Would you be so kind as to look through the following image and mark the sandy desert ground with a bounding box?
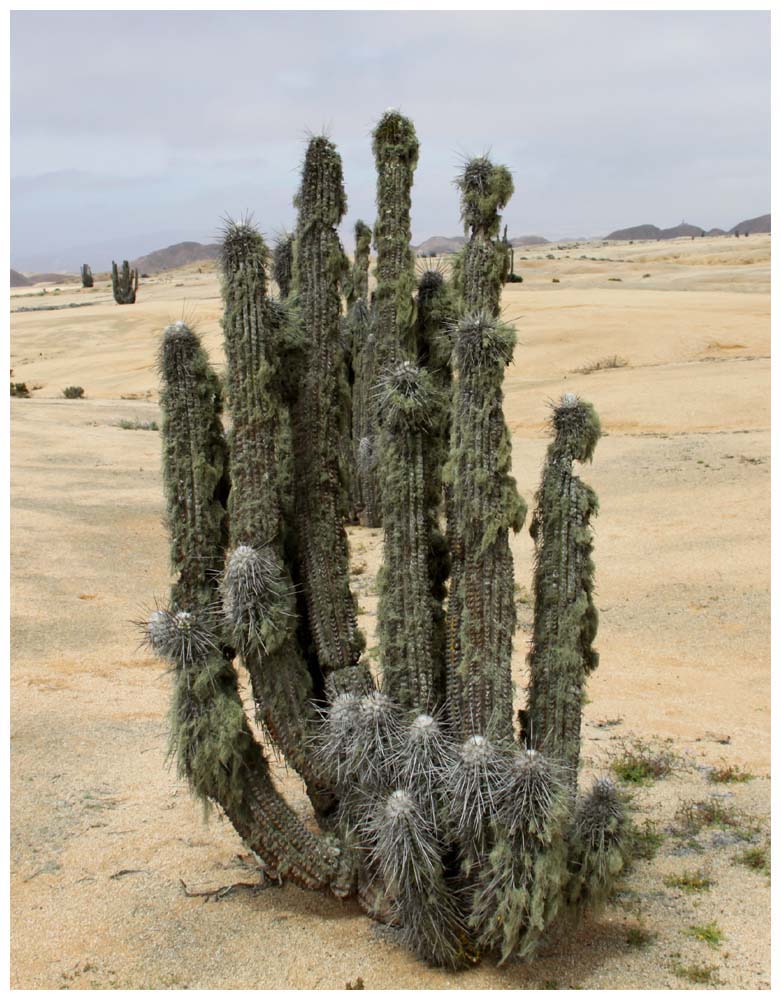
[10,233,770,988]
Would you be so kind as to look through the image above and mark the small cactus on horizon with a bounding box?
[80,263,94,288]
[143,113,626,972]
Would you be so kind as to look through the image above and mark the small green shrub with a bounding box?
[707,763,753,784]
[626,924,655,948]
[551,278,560,283]
[734,842,770,876]
[663,869,713,892]
[673,797,760,840]
[628,818,665,860]
[10,382,30,398]
[506,272,523,283]
[673,962,720,985]
[686,921,723,949]
[63,386,85,399]
[611,737,679,785]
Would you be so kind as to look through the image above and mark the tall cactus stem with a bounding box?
[220,220,334,815]
[445,312,526,741]
[453,157,513,316]
[290,136,363,674]
[526,393,601,787]
[376,361,444,711]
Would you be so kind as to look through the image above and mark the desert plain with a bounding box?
[10,233,770,988]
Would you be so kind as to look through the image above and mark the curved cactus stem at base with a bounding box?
[157,320,348,890]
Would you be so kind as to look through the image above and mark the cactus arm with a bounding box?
[289,136,363,674]
[445,313,526,741]
[219,221,334,815]
[526,394,601,784]
[155,321,346,890]
[453,157,514,317]
[376,363,443,711]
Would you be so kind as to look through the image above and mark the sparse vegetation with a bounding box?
[734,842,770,876]
[686,921,724,949]
[574,355,628,376]
[663,869,713,892]
[707,763,753,784]
[625,924,656,948]
[673,797,761,841]
[610,737,679,785]
[63,386,85,399]
[627,818,665,860]
[11,382,30,398]
[116,419,159,431]
[673,961,721,986]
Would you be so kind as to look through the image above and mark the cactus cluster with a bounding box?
[144,113,628,970]
[111,259,138,304]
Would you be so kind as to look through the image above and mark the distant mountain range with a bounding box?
[606,213,770,241]
[11,213,770,282]
[414,234,549,255]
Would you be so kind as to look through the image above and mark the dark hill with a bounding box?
[729,213,770,235]
[131,241,221,274]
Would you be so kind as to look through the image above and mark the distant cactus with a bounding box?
[345,219,372,309]
[111,259,138,304]
[80,263,93,288]
[527,393,601,783]
[272,233,294,299]
[145,115,627,972]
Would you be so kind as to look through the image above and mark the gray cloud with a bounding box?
[11,10,770,269]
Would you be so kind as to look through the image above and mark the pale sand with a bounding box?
[10,234,770,988]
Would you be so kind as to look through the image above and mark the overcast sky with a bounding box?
[11,10,770,271]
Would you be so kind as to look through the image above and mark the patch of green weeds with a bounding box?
[663,869,713,892]
[686,921,724,949]
[611,737,680,785]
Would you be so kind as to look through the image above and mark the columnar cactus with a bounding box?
[149,321,348,890]
[146,115,628,973]
[453,157,514,316]
[376,362,445,711]
[526,393,601,783]
[271,232,294,299]
[219,220,333,815]
[111,259,138,304]
[80,263,93,288]
[445,313,526,741]
[289,136,363,679]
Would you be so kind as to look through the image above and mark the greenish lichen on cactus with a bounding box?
[80,263,93,288]
[372,110,419,366]
[526,393,601,783]
[375,361,445,711]
[153,320,346,891]
[271,232,294,299]
[111,259,138,304]
[468,748,571,963]
[219,219,333,815]
[452,156,514,316]
[290,136,363,675]
[567,777,629,909]
[445,312,526,741]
